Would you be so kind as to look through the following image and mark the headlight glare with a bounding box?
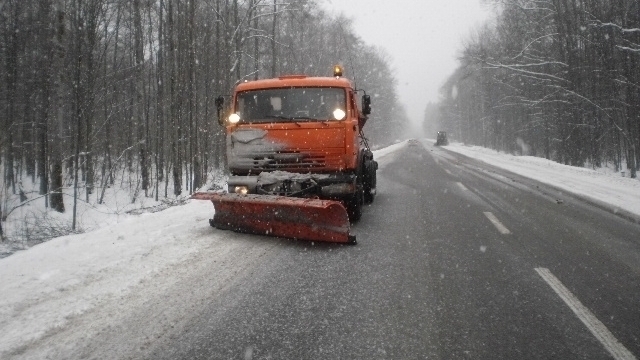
[228,113,241,124]
[234,186,249,195]
[333,108,346,120]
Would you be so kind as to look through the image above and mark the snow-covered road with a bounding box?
[1,139,638,359]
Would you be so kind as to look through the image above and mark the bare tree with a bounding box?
[436,0,640,177]
[50,3,66,213]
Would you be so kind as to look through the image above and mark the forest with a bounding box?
[430,0,640,179]
[0,0,408,242]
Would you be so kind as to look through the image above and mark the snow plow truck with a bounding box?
[192,66,378,244]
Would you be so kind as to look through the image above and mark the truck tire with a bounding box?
[346,189,363,222]
[363,160,377,204]
[360,150,377,204]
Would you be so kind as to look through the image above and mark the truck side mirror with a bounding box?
[215,96,225,125]
[362,95,371,115]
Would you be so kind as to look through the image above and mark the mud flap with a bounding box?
[191,193,356,244]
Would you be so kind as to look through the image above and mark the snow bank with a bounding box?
[443,142,640,218]
[0,200,220,357]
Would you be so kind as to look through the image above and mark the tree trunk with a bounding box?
[0,200,4,240]
[84,0,99,201]
[169,0,182,196]
[271,0,277,77]
[4,2,20,196]
[134,0,149,194]
[155,0,164,201]
[36,0,52,199]
[253,0,259,80]
[72,0,84,231]
[50,5,66,213]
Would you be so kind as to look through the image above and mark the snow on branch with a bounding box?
[616,45,640,53]
[592,22,640,34]
[477,57,569,83]
[509,0,556,12]
[512,33,559,60]
[495,61,567,68]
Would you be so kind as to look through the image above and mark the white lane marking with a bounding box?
[456,182,468,191]
[535,268,637,360]
[445,169,453,175]
[483,212,511,234]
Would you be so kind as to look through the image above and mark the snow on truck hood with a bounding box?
[230,129,268,144]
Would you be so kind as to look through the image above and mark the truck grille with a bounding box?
[251,151,343,171]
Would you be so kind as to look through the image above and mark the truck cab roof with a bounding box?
[235,76,354,92]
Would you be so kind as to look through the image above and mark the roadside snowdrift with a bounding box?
[443,142,640,218]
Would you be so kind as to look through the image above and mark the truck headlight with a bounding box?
[333,108,346,120]
[233,186,249,195]
[228,113,240,124]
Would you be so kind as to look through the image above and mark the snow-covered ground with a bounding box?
[1,139,639,358]
[442,141,640,219]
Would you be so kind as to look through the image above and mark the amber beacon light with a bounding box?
[333,65,343,78]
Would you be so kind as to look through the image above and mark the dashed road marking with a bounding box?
[535,268,636,360]
[456,182,468,191]
[483,212,511,234]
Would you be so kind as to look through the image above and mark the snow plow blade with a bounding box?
[191,193,356,244]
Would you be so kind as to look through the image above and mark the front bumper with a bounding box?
[228,171,357,198]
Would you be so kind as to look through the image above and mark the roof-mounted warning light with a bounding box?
[333,65,343,78]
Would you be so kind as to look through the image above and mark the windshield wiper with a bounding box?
[266,115,320,121]
[265,115,327,126]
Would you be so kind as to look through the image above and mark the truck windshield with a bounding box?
[235,87,346,123]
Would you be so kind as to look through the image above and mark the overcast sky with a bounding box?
[320,0,492,124]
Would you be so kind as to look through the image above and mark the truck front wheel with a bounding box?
[363,160,377,204]
[346,189,363,222]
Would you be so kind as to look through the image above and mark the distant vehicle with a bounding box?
[436,131,449,146]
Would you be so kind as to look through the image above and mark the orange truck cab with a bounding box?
[216,66,377,220]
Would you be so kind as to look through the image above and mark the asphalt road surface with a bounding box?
[141,139,640,359]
